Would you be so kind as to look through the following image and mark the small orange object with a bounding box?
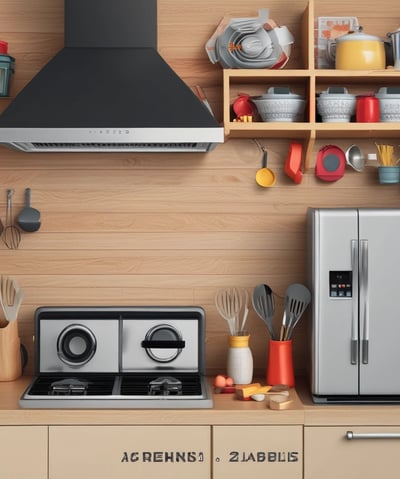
[225,376,234,387]
[213,374,234,389]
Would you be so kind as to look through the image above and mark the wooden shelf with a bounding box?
[222,0,400,169]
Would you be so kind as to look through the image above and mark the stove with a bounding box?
[20,306,213,409]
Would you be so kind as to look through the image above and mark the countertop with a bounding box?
[1,376,400,426]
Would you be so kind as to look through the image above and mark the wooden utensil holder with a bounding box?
[0,320,22,381]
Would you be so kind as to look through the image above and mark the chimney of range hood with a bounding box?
[0,0,224,153]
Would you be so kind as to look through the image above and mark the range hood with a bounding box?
[0,0,224,153]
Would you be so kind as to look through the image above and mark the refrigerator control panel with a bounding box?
[329,271,352,297]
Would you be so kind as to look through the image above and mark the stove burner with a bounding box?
[148,376,183,396]
[49,378,89,396]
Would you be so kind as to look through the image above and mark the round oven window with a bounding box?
[57,324,97,366]
[144,324,183,363]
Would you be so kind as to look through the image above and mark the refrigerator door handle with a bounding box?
[351,239,358,365]
[360,239,369,364]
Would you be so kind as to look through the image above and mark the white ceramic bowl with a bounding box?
[376,87,400,122]
[317,87,356,122]
[252,87,306,122]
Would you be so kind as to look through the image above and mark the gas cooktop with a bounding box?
[20,306,213,409]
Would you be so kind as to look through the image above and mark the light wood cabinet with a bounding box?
[304,426,400,479]
[49,425,210,479]
[223,0,400,168]
[0,426,48,478]
[213,425,303,479]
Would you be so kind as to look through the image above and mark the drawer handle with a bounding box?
[346,431,400,440]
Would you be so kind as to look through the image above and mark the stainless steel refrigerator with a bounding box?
[308,207,400,403]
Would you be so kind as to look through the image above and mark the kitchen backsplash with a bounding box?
[0,0,399,376]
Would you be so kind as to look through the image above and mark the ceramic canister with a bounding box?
[356,95,380,122]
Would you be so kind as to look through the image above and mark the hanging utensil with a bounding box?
[17,188,41,232]
[2,189,21,250]
[252,284,276,339]
[255,145,276,187]
[345,144,365,172]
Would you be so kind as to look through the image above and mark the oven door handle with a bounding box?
[141,340,186,349]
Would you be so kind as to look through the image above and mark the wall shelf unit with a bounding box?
[222,0,400,169]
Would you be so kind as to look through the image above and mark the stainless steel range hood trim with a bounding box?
[0,127,224,153]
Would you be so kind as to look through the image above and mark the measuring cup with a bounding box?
[256,148,276,187]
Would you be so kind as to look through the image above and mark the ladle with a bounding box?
[17,188,41,232]
[345,144,365,172]
[255,145,276,187]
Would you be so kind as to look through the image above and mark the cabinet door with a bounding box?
[49,425,210,479]
[213,425,302,479]
[305,426,400,479]
[0,426,48,478]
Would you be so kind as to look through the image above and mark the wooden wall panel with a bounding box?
[0,0,399,379]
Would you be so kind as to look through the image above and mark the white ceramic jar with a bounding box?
[227,334,253,384]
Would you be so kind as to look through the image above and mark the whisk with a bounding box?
[2,189,21,250]
[215,287,249,335]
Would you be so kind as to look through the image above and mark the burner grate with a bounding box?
[28,374,115,396]
[121,373,203,396]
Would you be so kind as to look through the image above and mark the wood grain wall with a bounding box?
[0,0,399,377]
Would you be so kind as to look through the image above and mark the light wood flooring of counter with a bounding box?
[3,377,400,426]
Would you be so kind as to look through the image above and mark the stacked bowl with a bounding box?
[252,87,306,122]
[375,87,400,122]
[317,87,356,122]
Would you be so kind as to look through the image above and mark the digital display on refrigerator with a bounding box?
[329,271,352,297]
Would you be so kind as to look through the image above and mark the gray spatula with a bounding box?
[17,188,41,232]
[252,284,276,340]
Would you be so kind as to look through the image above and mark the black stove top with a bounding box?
[27,373,204,397]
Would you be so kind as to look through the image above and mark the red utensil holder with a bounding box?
[267,339,295,387]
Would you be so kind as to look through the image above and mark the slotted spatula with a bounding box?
[283,283,311,340]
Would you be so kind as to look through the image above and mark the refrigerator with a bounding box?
[308,207,400,403]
